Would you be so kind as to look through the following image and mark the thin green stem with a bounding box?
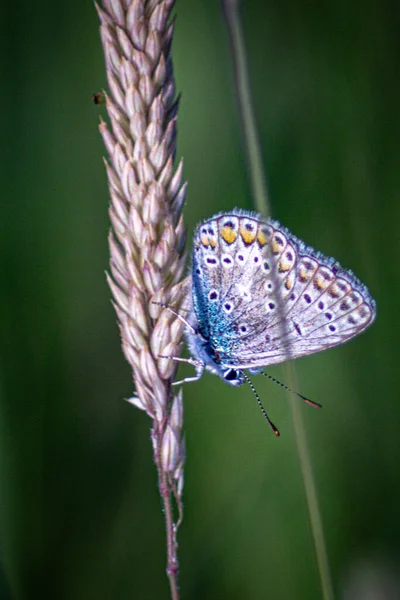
[155,424,180,600]
[221,2,334,599]
[285,363,335,600]
[222,0,270,217]
[161,473,180,600]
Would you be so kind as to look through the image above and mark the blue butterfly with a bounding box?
[162,209,376,433]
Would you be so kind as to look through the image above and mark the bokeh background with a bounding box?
[1,1,399,598]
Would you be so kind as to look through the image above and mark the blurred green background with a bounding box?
[1,0,398,598]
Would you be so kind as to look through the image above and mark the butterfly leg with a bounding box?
[173,373,203,385]
[159,354,205,385]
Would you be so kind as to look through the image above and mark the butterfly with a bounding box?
[162,209,376,434]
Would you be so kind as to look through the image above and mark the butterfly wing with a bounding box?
[192,211,376,369]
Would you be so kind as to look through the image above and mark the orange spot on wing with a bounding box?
[278,260,291,273]
[240,227,256,245]
[313,275,329,291]
[285,276,293,290]
[201,234,209,247]
[299,269,310,282]
[271,239,282,255]
[221,226,237,244]
[257,231,268,246]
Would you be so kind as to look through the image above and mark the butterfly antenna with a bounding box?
[242,372,280,437]
[151,301,197,335]
[260,371,322,409]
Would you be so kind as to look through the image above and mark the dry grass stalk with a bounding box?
[96,0,187,595]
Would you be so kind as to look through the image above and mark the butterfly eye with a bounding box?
[223,369,243,386]
[225,369,237,380]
